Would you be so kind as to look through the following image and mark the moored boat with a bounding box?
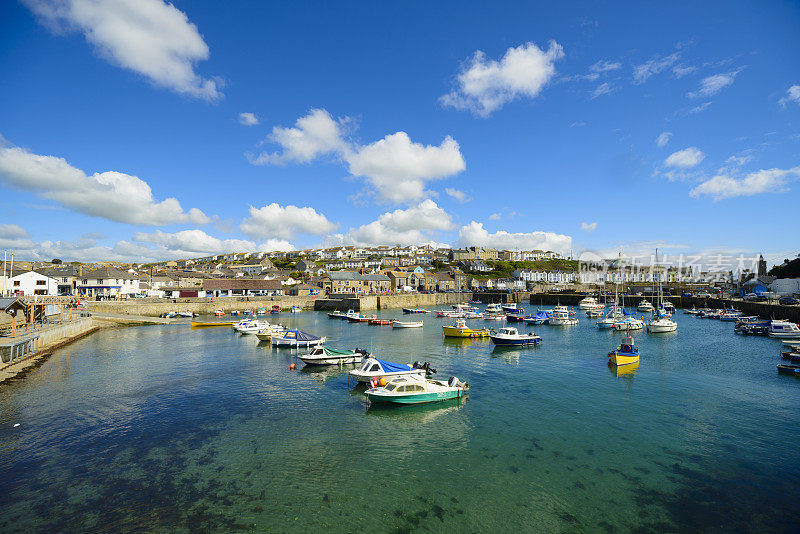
[402,308,428,314]
[483,313,506,321]
[254,323,289,341]
[777,363,800,375]
[299,346,368,366]
[270,329,326,347]
[525,311,550,325]
[270,305,280,314]
[608,336,639,367]
[349,357,433,383]
[485,303,502,313]
[442,319,490,338]
[368,318,392,325]
[768,320,800,339]
[489,326,541,346]
[637,300,654,313]
[391,320,423,328]
[613,316,645,331]
[290,306,302,313]
[214,309,225,316]
[365,375,468,404]
[578,296,599,310]
[549,309,578,326]
[191,320,235,327]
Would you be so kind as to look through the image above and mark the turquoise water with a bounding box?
[1,306,799,532]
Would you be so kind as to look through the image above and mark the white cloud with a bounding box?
[687,70,741,98]
[633,52,679,84]
[239,203,338,240]
[725,154,753,167]
[672,65,697,78]
[239,112,259,126]
[252,110,466,203]
[590,59,621,73]
[133,229,275,254]
[488,213,501,221]
[591,82,613,98]
[345,132,465,203]
[689,102,712,114]
[0,223,30,239]
[457,221,572,254]
[581,221,597,233]
[445,187,471,203]
[656,132,673,147]
[327,200,454,246]
[779,85,800,108]
[0,144,211,226]
[690,167,800,200]
[249,108,348,165]
[440,41,564,117]
[665,147,705,168]
[23,0,221,100]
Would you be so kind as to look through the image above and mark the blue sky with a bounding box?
[0,0,798,265]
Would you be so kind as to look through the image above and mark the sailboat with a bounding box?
[598,255,625,329]
[647,249,677,333]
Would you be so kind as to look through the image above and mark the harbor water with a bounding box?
[1,306,799,532]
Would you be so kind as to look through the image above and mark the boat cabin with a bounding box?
[498,327,519,336]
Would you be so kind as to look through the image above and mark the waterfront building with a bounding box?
[8,270,58,296]
[77,268,140,298]
[202,278,283,297]
[318,271,390,295]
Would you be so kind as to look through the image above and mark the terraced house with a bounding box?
[319,271,390,295]
[77,268,140,299]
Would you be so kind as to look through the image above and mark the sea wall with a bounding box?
[85,296,318,317]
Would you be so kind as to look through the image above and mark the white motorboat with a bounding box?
[299,346,368,366]
[365,375,468,404]
[549,309,578,326]
[501,303,518,313]
[485,303,502,313]
[663,301,675,313]
[254,323,288,340]
[349,357,433,383]
[647,250,677,334]
[391,320,423,328]
[271,329,326,347]
[637,300,654,313]
[613,316,645,331]
[233,319,269,334]
[290,306,302,313]
[578,296,599,310]
[489,326,541,346]
[768,320,800,339]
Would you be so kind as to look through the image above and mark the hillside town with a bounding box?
[2,245,797,300]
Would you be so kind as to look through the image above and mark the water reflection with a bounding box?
[365,396,467,421]
[299,363,357,383]
[608,361,640,378]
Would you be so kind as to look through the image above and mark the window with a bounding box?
[82,279,88,284]
[370,364,380,372]
[36,280,46,285]
[97,279,103,284]
[62,278,68,283]
[13,281,19,286]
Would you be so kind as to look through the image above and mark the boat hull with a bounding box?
[349,369,425,383]
[300,355,363,365]
[365,389,464,404]
[442,326,489,338]
[608,351,639,366]
[490,335,541,346]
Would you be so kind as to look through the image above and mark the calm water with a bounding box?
[1,306,799,532]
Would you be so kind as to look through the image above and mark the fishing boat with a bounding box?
[349,357,433,383]
[328,311,346,319]
[578,296,598,310]
[365,375,468,405]
[347,313,375,323]
[256,308,267,315]
[684,307,700,315]
[780,350,800,362]
[501,303,518,313]
[290,306,302,313]
[485,303,502,313]
[270,305,280,314]
[243,310,252,316]
[436,310,463,318]
[233,319,269,334]
[214,309,225,316]
[777,364,800,375]
[489,326,541,346]
[299,346,368,366]
[768,320,800,339]
[585,308,604,318]
[254,323,289,341]
[442,319,490,338]
[637,300,654,313]
[483,313,506,321]
[608,336,639,366]
[525,311,550,325]
[270,329,326,348]
[613,316,645,331]
[734,322,770,336]
[391,320,423,328]
[549,309,578,326]
[719,310,742,321]
[402,308,428,314]
[506,312,527,322]
[463,311,483,319]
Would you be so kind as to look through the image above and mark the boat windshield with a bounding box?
[385,383,397,391]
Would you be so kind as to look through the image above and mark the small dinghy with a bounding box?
[214,309,225,316]
[299,346,369,366]
[777,364,800,375]
[490,327,541,346]
[349,357,434,383]
[402,308,428,314]
[392,320,423,328]
[608,336,639,367]
[365,375,468,405]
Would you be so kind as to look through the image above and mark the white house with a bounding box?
[77,268,140,298]
[770,278,800,296]
[8,270,58,296]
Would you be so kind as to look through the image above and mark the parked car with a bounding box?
[779,296,799,305]
[743,293,759,301]
[681,291,692,297]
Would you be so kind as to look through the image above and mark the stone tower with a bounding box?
[757,255,767,276]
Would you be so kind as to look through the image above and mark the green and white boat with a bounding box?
[365,375,469,405]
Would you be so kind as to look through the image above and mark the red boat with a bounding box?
[369,319,392,325]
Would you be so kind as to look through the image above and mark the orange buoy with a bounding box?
[289,363,296,370]
[378,377,387,386]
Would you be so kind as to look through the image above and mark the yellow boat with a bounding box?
[607,336,640,366]
[442,319,490,338]
[191,320,235,327]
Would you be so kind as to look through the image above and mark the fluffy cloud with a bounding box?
[0,144,211,225]
[23,0,221,100]
[457,221,572,254]
[779,85,800,108]
[591,82,613,98]
[672,65,697,78]
[633,52,679,84]
[656,132,672,147]
[581,221,597,233]
[665,147,705,168]
[346,133,465,203]
[690,167,800,200]
[249,109,347,165]
[252,110,466,204]
[440,41,564,117]
[239,112,259,126]
[0,224,30,240]
[327,200,454,246]
[132,229,286,254]
[488,213,502,221]
[445,187,471,203]
[687,71,741,98]
[240,203,338,240]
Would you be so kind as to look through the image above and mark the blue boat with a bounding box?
[525,311,550,325]
[490,327,541,346]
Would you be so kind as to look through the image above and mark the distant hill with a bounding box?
[769,258,800,278]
